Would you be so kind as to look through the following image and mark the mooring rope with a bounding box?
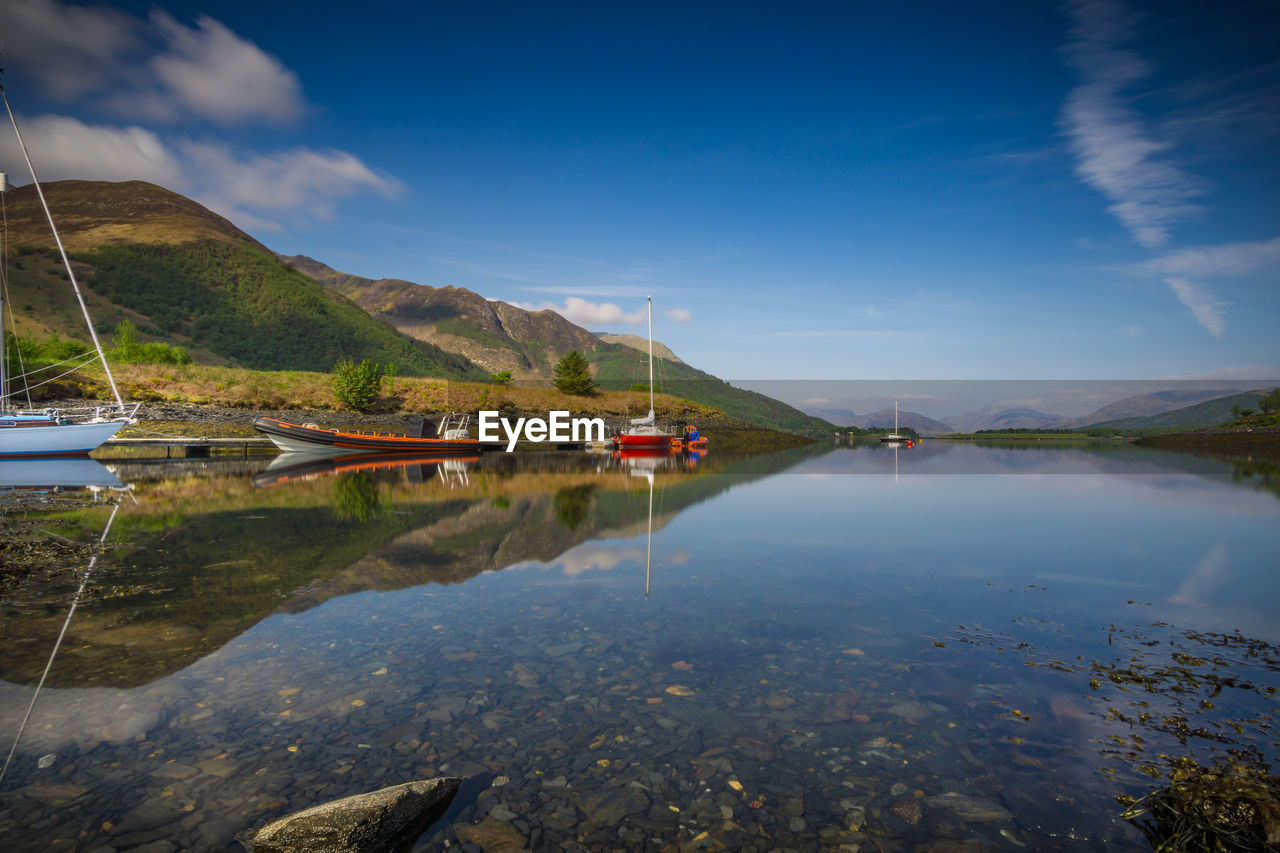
[0,501,121,788]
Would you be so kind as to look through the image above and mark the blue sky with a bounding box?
[2,0,1277,387]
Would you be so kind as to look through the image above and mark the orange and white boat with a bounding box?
[253,412,482,457]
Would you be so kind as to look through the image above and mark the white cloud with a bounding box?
[0,0,143,101]
[666,308,692,323]
[1165,278,1227,338]
[179,141,402,224]
[1059,0,1204,247]
[512,297,648,327]
[0,114,182,186]
[1132,237,1280,278]
[142,12,304,125]
[1,1,306,127]
[0,115,399,233]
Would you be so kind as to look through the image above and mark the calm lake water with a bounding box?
[1,440,1277,851]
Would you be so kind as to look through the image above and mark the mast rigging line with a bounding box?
[0,79,124,408]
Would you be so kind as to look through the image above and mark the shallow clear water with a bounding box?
[1,441,1277,851]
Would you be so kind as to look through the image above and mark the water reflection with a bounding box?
[0,458,124,489]
[0,442,1275,851]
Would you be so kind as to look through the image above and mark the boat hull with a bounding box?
[0,419,128,458]
[612,432,673,449]
[253,416,483,457]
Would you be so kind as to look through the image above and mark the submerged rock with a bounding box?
[246,777,460,853]
[924,791,1012,823]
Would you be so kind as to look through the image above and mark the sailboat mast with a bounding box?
[646,295,654,418]
[0,83,124,408]
[895,400,898,433]
[0,177,7,414]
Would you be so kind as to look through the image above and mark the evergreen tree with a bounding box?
[553,350,596,396]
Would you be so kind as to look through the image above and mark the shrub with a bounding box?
[109,320,191,365]
[332,358,383,412]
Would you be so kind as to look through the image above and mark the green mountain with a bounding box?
[4,181,484,378]
[1089,389,1274,431]
[282,255,836,436]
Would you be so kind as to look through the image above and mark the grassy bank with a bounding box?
[39,362,810,450]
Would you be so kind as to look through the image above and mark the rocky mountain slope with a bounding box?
[280,254,600,376]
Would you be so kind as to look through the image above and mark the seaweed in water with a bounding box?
[1117,756,1280,852]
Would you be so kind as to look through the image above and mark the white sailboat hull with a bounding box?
[0,419,129,457]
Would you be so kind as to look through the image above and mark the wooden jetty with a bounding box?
[97,436,274,458]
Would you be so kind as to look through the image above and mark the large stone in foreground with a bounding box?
[247,777,460,853]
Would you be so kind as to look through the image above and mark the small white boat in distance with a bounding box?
[880,400,910,444]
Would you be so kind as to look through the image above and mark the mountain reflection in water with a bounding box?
[0,441,1276,851]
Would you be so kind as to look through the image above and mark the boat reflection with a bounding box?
[611,445,706,471]
[252,451,480,488]
[0,458,125,490]
[608,446,703,596]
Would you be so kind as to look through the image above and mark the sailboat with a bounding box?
[0,81,138,457]
[612,296,675,449]
[879,400,910,444]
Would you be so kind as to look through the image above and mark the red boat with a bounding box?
[611,296,680,449]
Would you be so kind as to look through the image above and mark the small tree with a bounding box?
[332,358,383,412]
[112,320,141,362]
[1260,388,1280,414]
[553,350,596,396]
[490,370,514,386]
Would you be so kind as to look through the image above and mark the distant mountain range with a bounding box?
[941,407,1063,433]
[808,386,1271,434]
[5,179,833,435]
[808,407,956,434]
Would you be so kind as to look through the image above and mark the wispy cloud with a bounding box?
[1131,237,1280,278]
[1059,0,1205,247]
[1117,237,1280,339]
[179,141,401,225]
[666,308,692,323]
[1165,278,1227,338]
[138,12,305,125]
